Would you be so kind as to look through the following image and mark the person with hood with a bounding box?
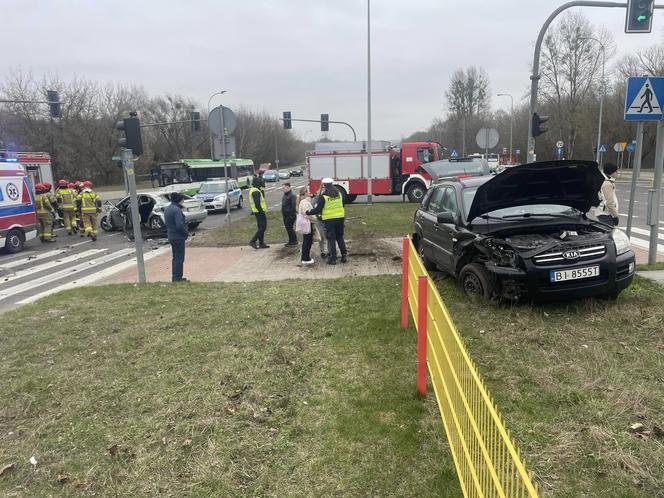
[249,176,270,249]
[164,192,189,282]
[596,163,620,227]
[306,178,348,265]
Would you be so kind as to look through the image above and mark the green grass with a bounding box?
[0,276,460,497]
[434,275,664,497]
[193,203,419,247]
[636,262,664,271]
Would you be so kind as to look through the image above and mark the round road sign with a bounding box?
[476,128,499,149]
[556,140,564,148]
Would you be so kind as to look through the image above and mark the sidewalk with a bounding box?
[102,238,403,284]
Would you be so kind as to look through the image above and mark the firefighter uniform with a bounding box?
[77,185,102,241]
[35,186,56,243]
[56,185,77,235]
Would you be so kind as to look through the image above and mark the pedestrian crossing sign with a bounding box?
[625,76,664,121]
[450,148,459,158]
[598,144,607,153]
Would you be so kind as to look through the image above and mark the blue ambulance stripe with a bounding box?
[0,204,36,217]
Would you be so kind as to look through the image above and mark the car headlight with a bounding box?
[612,229,631,255]
[214,194,227,202]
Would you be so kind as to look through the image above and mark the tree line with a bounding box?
[407,12,664,169]
[0,70,310,184]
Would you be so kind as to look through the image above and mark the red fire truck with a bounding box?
[306,141,444,203]
[0,151,54,190]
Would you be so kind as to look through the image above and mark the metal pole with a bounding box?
[122,148,146,283]
[208,91,226,160]
[219,106,231,238]
[366,0,373,205]
[498,93,514,164]
[528,1,628,163]
[648,120,664,265]
[626,122,643,238]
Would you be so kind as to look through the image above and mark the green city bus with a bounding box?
[154,158,255,195]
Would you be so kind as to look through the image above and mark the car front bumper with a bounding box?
[184,209,208,223]
[486,247,636,301]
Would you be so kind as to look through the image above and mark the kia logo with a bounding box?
[562,250,580,260]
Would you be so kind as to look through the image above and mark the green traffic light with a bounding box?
[637,14,648,22]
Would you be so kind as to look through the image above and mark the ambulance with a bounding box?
[0,157,38,253]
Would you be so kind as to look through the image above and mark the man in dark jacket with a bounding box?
[281,182,298,246]
[164,192,189,282]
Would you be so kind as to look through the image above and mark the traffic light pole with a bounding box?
[279,118,357,141]
[122,148,146,284]
[648,120,664,265]
[219,106,232,239]
[527,1,642,163]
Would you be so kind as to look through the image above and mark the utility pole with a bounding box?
[366,0,373,205]
[122,148,146,283]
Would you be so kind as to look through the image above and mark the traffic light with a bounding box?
[283,111,292,129]
[191,111,201,132]
[46,90,61,118]
[625,0,654,33]
[321,113,329,132]
[531,112,549,137]
[116,112,143,156]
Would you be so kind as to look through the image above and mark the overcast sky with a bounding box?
[5,0,664,141]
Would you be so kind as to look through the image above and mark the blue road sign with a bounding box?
[598,144,608,153]
[627,142,636,153]
[450,148,459,158]
[625,77,664,121]
[515,149,521,155]
[556,147,564,158]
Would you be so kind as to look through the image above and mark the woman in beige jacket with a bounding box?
[596,162,620,227]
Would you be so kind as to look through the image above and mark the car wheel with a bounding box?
[406,183,427,203]
[149,216,165,230]
[459,263,494,299]
[416,236,436,271]
[100,215,113,232]
[347,194,357,204]
[4,228,25,254]
[188,222,201,230]
[237,196,243,209]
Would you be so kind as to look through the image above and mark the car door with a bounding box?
[110,197,128,228]
[418,187,445,263]
[229,180,241,206]
[434,187,460,271]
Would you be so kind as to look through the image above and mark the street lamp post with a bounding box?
[366,0,373,205]
[581,37,606,165]
[207,90,227,160]
[497,93,514,165]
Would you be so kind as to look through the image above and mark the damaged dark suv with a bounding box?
[413,160,635,301]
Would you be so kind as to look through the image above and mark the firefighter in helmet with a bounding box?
[74,181,85,235]
[67,183,79,233]
[35,183,56,243]
[41,182,60,238]
[56,179,77,235]
[76,180,102,241]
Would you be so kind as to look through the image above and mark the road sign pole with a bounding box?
[122,148,146,284]
[626,122,644,238]
[648,120,664,264]
[219,106,232,239]
[367,0,373,205]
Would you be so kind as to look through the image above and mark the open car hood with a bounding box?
[466,160,603,222]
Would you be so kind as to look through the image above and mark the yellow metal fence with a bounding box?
[402,237,539,498]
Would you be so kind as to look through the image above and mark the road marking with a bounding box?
[0,249,106,283]
[0,247,136,300]
[0,250,63,270]
[619,213,638,218]
[629,226,664,242]
[629,234,664,254]
[69,240,92,248]
[17,247,169,305]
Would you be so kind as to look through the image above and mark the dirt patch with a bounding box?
[274,238,402,262]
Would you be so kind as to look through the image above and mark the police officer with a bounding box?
[249,176,270,249]
[56,180,77,235]
[35,183,56,243]
[76,180,102,241]
[306,178,347,265]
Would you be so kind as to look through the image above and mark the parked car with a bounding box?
[195,179,243,212]
[263,170,279,182]
[101,192,207,233]
[278,170,291,180]
[413,160,635,301]
[289,168,304,177]
[422,157,491,181]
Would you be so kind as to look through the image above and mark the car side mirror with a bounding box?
[437,211,456,225]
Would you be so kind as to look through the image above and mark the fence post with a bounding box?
[401,237,410,329]
[417,275,428,395]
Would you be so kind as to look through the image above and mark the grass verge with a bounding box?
[192,203,418,247]
[434,274,664,497]
[636,262,664,271]
[0,276,459,497]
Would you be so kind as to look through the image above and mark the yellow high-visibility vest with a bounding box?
[321,194,345,220]
[78,191,100,213]
[36,194,53,215]
[249,187,267,214]
[57,188,76,210]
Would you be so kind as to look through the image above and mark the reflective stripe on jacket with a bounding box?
[36,194,54,216]
[57,188,76,209]
[321,194,345,220]
[78,191,100,213]
[249,187,267,214]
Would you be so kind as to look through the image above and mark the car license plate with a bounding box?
[549,265,599,283]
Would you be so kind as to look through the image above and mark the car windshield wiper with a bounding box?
[476,213,507,221]
[501,212,580,220]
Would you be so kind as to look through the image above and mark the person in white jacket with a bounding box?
[296,186,315,265]
[596,163,620,227]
